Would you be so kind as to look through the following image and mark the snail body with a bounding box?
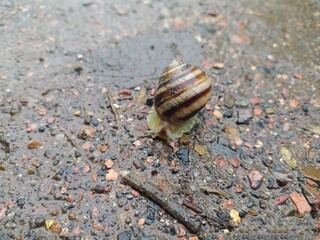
[147,59,212,141]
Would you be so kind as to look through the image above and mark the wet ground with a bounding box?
[1,0,320,239]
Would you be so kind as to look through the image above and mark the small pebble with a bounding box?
[145,98,153,106]
[213,110,223,120]
[9,102,22,115]
[125,194,134,200]
[177,224,187,237]
[235,97,249,107]
[229,157,240,168]
[223,110,233,118]
[74,150,81,158]
[169,226,176,235]
[237,109,253,124]
[119,89,132,96]
[213,62,224,69]
[247,170,263,190]
[289,99,300,108]
[138,218,145,225]
[98,214,108,222]
[253,107,262,115]
[117,231,132,240]
[116,190,123,199]
[224,94,235,108]
[274,195,289,206]
[27,140,40,149]
[74,110,81,116]
[56,133,65,140]
[47,117,55,124]
[118,199,128,208]
[104,159,115,169]
[105,169,118,181]
[176,148,189,167]
[38,108,47,116]
[290,192,311,214]
[125,217,132,224]
[38,126,46,132]
[265,107,276,114]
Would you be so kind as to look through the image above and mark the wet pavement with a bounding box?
[0,0,320,239]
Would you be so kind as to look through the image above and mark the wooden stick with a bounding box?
[120,170,201,233]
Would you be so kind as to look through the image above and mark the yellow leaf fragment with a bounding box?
[194,144,206,156]
[230,209,241,225]
[45,219,55,230]
[306,125,320,135]
[280,147,297,169]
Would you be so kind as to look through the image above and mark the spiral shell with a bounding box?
[154,59,212,125]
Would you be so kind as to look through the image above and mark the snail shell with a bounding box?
[154,59,212,125]
[147,59,212,141]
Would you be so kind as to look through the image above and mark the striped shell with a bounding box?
[154,59,212,125]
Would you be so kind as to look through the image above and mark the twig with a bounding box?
[33,168,62,189]
[64,131,91,163]
[45,168,62,181]
[120,170,201,233]
[200,186,231,199]
[205,212,235,229]
[182,199,204,214]
[105,88,120,130]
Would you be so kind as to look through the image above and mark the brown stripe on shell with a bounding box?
[159,85,212,125]
[177,94,210,122]
[155,71,207,107]
[156,64,195,91]
[158,61,186,86]
[163,60,186,76]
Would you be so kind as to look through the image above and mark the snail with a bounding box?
[146,59,212,141]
